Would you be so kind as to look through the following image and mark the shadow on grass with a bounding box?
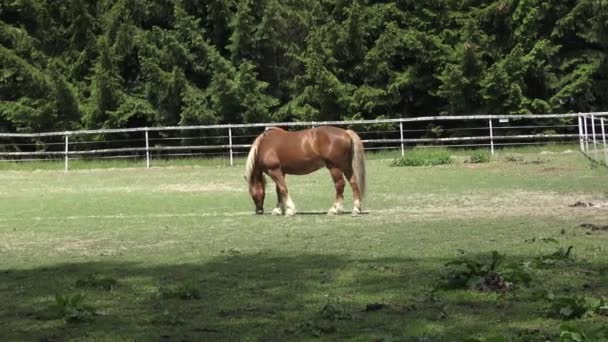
[1,253,607,341]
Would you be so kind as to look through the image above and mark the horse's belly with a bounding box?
[282,159,325,175]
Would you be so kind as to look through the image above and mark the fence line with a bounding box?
[579,113,608,166]
[1,112,607,170]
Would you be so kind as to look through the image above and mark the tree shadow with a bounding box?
[1,252,606,341]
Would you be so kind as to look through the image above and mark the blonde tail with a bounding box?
[346,129,366,197]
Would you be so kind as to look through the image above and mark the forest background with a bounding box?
[1,0,607,134]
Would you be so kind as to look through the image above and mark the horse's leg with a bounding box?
[327,167,345,215]
[344,169,362,216]
[272,184,285,215]
[267,168,296,216]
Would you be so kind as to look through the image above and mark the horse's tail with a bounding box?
[245,133,264,184]
[346,129,366,197]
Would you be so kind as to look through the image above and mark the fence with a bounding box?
[579,113,608,166]
[1,112,607,171]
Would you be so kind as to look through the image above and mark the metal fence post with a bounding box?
[228,125,234,166]
[145,128,150,169]
[583,115,589,153]
[64,133,69,172]
[577,115,584,152]
[602,118,607,165]
[591,115,598,161]
[399,121,405,157]
[489,119,495,155]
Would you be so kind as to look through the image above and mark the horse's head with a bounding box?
[247,172,266,214]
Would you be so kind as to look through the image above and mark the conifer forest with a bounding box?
[1,0,607,133]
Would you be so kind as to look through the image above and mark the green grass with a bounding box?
[1,147,607,341]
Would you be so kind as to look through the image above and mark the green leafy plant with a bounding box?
[469,150,491,163]
[441,251,531,292]
[48,293,96,323]
[391,149,452,167]
[534,245,574,266]
[547,295,589,320]
[559,323,608,341]
[592,297,608,316]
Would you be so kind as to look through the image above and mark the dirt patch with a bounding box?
[569,201,608,209]
[373,191,608,223]
[157,183,242,193]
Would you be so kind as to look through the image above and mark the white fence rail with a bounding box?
[580,114,608,165]
[1,112,607,170]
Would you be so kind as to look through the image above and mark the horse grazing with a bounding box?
[244,126,366,216]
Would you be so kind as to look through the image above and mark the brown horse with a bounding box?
[244,126,366,216]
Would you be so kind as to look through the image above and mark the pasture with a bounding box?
[1,147,607,341]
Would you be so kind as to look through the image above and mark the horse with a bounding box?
[244,126,366,216]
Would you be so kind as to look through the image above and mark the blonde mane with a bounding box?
[244,133,264,184]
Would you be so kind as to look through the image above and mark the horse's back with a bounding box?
[259,126,352,174]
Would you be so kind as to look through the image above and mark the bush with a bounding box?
[391,149,452,167]
[469,150,491,163]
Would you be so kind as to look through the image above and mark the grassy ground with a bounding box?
[1,147,607,341]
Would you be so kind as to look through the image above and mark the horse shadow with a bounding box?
[261,211,371,216]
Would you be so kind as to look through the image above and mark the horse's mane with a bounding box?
[245,128,280,185]
[244,136,261,185]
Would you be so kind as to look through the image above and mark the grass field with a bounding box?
[1,147,607,341]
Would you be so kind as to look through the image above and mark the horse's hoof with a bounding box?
[351,208,362,216]
[327,208,338,215]
[286,209,297,217]
[271,208,283,216]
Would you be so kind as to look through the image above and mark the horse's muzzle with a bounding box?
[255,209,264,215]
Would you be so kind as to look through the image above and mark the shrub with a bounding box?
[391,149,452,167]
[469,150,491,163]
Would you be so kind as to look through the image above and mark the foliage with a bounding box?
[1,1,608,133]
[441,251,532,292]
[391,149,452,167]
[48,293,96,323]
[534,245,574,267]
[547,295,590,320]
[469,150,491,163]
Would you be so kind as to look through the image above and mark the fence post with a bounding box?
[583,115,589,153]
[228,125,234,166]
[591,115,598,161]
[145,128,150,169]
[489,118,495,155]
[577,115,584,152]
[64,133,69,173]
[399,121,405,157]
[602,118,607,166]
